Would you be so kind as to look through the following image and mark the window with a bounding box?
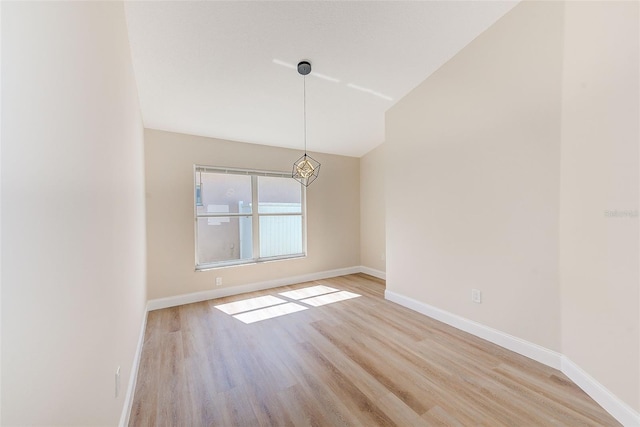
[194,166,305,270]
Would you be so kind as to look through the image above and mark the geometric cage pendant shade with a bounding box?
[291,60,321,187]
[292,153,321,187]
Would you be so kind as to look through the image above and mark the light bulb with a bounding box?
[296,158,315,178]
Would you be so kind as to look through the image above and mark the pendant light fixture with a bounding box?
[292,60,321,187]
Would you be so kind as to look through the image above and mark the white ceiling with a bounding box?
[124,1,518,158]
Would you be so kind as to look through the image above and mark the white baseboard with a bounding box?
[561,356,640,427]
[359,266,386,280]
[147,266,361,311]
[385,289,640,427]
[118,308,148,427]
[384,289,562,369]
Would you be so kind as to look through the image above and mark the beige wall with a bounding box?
[386,1,564,351]
[145,129,360,300]
[360,143,386,274]
[1,2,147,425]
[386,0,640,413]
[559,1,639,411]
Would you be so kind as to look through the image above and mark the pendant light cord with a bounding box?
[292,60,319,187]
[303,74,307,155]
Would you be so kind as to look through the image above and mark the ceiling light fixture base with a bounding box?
[297,61,311,75]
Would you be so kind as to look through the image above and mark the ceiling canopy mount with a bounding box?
[297,61,311,76]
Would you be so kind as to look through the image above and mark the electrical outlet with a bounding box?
[115,366,121,398]
[471,289,482,304]
[216,277,223,286]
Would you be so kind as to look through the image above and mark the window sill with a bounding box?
[195,253,306,272]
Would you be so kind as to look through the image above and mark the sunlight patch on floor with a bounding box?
[300,291,360,307]
[214,295,287,315]
[214,285,362,324]
[278,285,338,300]
[233,302,308,324]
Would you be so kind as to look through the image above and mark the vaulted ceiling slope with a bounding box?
[125,1,518,157]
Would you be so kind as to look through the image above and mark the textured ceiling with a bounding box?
[125,1,518,157]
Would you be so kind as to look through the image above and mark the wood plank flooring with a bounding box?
[129,274,620,426]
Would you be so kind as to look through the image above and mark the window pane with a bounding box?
[258,176,301,214]
[196,172,252,215]
[259,215,302,258]
[197,216,253,264]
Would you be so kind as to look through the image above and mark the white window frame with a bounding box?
[194,165,307,271]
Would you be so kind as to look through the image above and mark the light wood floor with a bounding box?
[130,274,620,426]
